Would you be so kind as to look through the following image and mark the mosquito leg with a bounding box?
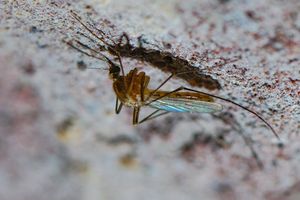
[114,52,129,90]
[137,34,162,50]
[146,86,279,139]
[145,70,199,102]
[137,34,146,48]
[114,52,126,77]
[132,107,141,125]
[144,73,175,102]
[180,87,280,139]
[233,122,263,169]
[118,32,131,47]
[138,110,170,124]
[115,98,123,114]
[145,86,182,106]
[240,131,263,169]
[149,82,264,167]
[94,26,117,46]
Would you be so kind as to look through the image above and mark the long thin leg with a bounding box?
[145,70,200,102]
[140,73,146,102]
[238,129,263,169]
[132,107,168,125]
[115,98,123,114]
[132,107,140,125]
[230,119,263,169]
[138,110,170,124]
[115,53,126,77]
[146,86,279,139]
[213,112,263,168]
[110,51,127,90]
[118,33,131,47]
[94,27,117,46]
[145,73,175,102]
[137,34,162,50]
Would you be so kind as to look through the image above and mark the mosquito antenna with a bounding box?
[70,11,116,51]
[64,39,116,65]
[69,11,125,85]
[182,88,280,139]
[64,39,122,79]
[76,31,107,52]
[86,67,109,71]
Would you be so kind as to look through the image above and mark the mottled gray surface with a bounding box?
[0,0,300,200]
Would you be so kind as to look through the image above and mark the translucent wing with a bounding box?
[149,97,223,113]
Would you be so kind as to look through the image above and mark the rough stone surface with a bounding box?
[0,0,299,200]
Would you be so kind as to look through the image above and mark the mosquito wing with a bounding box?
[149,97,223,113]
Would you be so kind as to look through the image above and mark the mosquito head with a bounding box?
[109,62,121,80]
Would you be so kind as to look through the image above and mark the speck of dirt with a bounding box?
[265,181,300,200]
[56,117,75,139]
[180,142,195,162]
[180,132,230,161]
[162,41,172,49]
[70,160,89,174]
[106,135,137,146]
[119,153,138,169]
[277,142,285,149]
[214,182,236,200]
[85,5,92,9]
[218,0,231,3]
[22,62,36,75]
[29,26,43,33]
[288,58,298,64]
[77,60,87,70]
[245,10,261,21]
[37,43,48,49]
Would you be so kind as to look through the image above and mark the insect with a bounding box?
[65,11,280,140]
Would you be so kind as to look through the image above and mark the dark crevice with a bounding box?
[107,40,222,90]
[70,14,222,90]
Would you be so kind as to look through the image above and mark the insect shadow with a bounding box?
[68,11,221,90]
[65,11,281,168]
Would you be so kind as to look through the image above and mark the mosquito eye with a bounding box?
[110,65,120,74]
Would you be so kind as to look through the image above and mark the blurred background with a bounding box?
[1,0,300,200]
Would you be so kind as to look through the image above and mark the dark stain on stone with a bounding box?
[77,60,87,70]
[106,34,222,90]
[22,62,36,75]
[29,26,43,33]
[56,117,75,138]
[70,16,222,90]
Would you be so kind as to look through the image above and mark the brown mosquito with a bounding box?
[65,11,280,141]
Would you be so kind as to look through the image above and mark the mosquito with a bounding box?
[65,11,280,140]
